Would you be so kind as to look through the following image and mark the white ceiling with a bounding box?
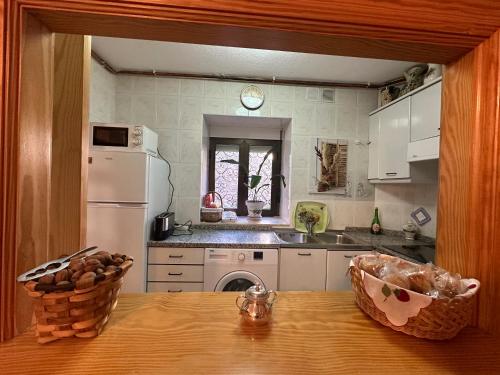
[92,36,418,84]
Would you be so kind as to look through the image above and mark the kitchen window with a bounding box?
[208,138,282,216]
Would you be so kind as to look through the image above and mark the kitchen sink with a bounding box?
[275,230,365,248]
[315,233,357,244]
[275,232,320,244]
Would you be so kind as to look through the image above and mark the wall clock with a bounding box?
[240,85,265,110]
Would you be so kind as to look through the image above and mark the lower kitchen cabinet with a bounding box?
[326,250,372,291]
[147,247,204,292]
[279,249,327,291]
[147,282,204,293]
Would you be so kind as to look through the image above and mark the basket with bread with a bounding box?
[17,246,133,344]
[349,253,480,340]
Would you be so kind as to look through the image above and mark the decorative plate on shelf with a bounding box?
[293,201,330,234]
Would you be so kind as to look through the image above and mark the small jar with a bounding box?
[402,221,418,240]
[236,284,277,325]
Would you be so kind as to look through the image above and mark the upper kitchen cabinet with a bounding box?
[368,78,442,182]
[378,97,411,180]
[407,79,442,162]
[410,80,441,142]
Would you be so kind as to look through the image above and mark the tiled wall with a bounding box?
[90,59,379,227]
[89,61,116,122]
[374,180,438,237]
[89,59,439,235]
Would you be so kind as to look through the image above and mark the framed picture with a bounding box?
[410,207,432,225]
[309,138,348,195]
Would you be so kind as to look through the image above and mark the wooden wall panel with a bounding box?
[15,13,54,334]
[438,29,500,334]
[50,34,90,258]
[25,0,500,64]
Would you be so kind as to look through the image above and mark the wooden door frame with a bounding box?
[2,1,500,340]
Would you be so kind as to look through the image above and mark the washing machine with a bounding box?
[203,248,278,291]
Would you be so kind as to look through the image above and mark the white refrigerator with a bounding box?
[86,150,169,292]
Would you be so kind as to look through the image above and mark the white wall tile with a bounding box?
[91,69,378,227]
[157,78,180,96]
[271,101,293,118]
[203,98,225,115]
[157,129,179,163]
[180,97,203,129]
[179,130,203,163]
[175,197,201,224]
[132,94,156,128]
[204,81,226,98]
[176,163,202,198]
[336,88,357,107]
[315,104,336,137]
[133,76,156,94]
[357,89,378,111]
[272,85,294,102]
[292,103,315,135]
[156,95,179,129]
[116,75,133,93]
[225,99,248,116]
[181,79,204,97]
[336,106,357,138]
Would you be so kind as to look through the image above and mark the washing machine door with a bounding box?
[214,271,264,292]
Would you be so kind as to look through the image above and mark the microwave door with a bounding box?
[87,151,149,203]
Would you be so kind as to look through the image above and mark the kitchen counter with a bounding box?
[1,292,498,374]
[149,229,281,248]
[345,227,434,247]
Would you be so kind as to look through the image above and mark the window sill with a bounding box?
[195,216,289,230]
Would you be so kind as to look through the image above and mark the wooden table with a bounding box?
[1,292,499,374]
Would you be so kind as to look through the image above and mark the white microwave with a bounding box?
[90,123,158,156]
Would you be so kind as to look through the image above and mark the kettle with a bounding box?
[236,284,277,324]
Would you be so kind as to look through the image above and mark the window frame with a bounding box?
[208,137,282,216]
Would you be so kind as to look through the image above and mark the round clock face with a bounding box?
[240,85,265,110]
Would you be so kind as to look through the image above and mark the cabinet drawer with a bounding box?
[326,250,372,291]
[279,249,327,291]
[148,247,204,265]
[147,282,204,293]
[147,265,204,282]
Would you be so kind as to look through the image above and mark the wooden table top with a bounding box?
[1,292,499,374]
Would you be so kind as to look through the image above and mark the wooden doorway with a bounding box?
[2,1,500,340]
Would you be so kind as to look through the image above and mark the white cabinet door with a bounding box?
[279,249,327,291]
[410,81,441,142]
[326,250,372,291]
[368,113,380,180]
[379,97,410,179]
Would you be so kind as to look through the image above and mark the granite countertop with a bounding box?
[148,227,435,263]
[148,229,281,248]
[344,227,435,247]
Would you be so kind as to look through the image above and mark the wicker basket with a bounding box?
[349,255,479,340]
[24,259,132,344]
[201,191,224,222]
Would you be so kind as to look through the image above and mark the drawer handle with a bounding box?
[343,255,358,259]
[298,252,312,256]
[412,155,418,158]
[168,272,183,276]
[169,255,184,259]
[367,141,372,145]
[385,172,397,176]
[168,289,182,293]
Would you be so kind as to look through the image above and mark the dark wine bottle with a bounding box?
[370,207,382,235]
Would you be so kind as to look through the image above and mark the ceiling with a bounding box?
[92,37,419,84]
